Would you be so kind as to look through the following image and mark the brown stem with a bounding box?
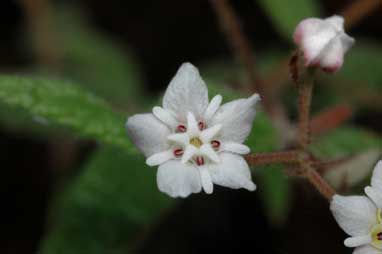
[210,0,293,143]
[209,0,261,92]
[297,71,314,149]
[19,0,61,67]
[245,150,299,166]
[341,0,381,29]
[303,164,336,200]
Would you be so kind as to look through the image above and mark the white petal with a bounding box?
[221,143,250,155]
[318,36,345,73]
[162,63,209,120]
[344,235,372,248]
[200,124,222,143]
[181,145,198,163]
[146,150,174,166]
[294,15,354,71]
[293,18,323,44]
[199,166,213,194]
[325,15,344,32]
[365,186,382,209]
[152,106,178,129]
[204,94,222,122]
[157,160,202,198]
[210,94,260,143]
[200,144,220,163]
[186,112,200,137]
[330,195,377,236]
[340,33,355,53]
[302,27,337,65]
[126,113,170,157]
[370,160,382,191]
[167,133,189,146]
[208,152,256,191]
[354,245,381,254]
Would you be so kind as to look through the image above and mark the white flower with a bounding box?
[126,63,259,198]
[293,15,355,73]
[331,160,382,254]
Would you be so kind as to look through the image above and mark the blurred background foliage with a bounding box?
[0,0,380,254]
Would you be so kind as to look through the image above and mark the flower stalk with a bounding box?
[297,69,314,150]
[245,150,299,166]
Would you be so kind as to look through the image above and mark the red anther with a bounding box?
[196,156,204,166]
[198,121,205,130]
[211,140,221,149]
[177,124,187,133]
[173,148,184,157]
[378,232,382,241]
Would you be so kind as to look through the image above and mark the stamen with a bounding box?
[173,148,184,157]
[196,156,205,166]
[198,121,205,130]
[176,124,187,133]
[190,137,203,148]
[211,140,221,150]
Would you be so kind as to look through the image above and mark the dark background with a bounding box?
[0,0,380,253]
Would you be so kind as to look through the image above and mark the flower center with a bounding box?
[190,137,203,148]
[371,209,382,249]
[371,224,382,249]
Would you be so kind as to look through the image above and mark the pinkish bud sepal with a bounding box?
[293,15,355,73]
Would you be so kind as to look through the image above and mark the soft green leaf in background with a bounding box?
[256,0,321,40]
[257,165,291,225]
[40,146,172,254]
[34,5,144,109]
[0,75,131,150]
[311,126,381,160]
[321,41,382,110]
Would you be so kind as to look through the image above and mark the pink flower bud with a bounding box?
[293,15,355,73]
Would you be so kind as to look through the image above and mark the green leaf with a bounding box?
[318,41,382,110]
[338,41,382,90]
[257,165,291,225]
[311,126,381,159]
[40,146,173,254]
[0,75,131,150]
[257,0,321,39]
[34,5,143,109]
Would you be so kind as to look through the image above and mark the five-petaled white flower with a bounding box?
[293,15,355,73]
[126,63,259,198]
[331,160,382,254]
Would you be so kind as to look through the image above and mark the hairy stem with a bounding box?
[245,150,299,166]
[297,71,314,149]
[303,163,336,200]
[209,0,261,91]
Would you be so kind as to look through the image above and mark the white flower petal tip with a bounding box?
[200,167,214,194]
[162,62,208,120]
[344,235,372,248]
[204,94,223,121]
[293,15,355,73]
[249,93,261,102]
[146,150,173,166]
[222,143,250,155]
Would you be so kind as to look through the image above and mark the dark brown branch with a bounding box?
[303,163,336,200]
[209,0,261,92]
[245,151,299,166]
[341,0,381,29]
[297,72,314,149]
